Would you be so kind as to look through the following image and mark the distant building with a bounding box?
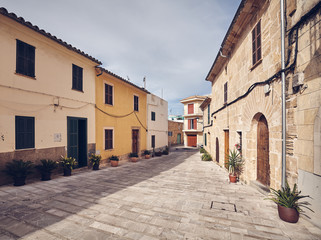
[168,120,184,146]
[168,114,184,122]
[95,67,149,164]
[180,95,207,147]
[147,94,168,151]
[200,97,212,151]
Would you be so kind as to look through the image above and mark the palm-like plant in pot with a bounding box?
[4,159,33,186]
[266,182,313,223]
[35,159,58,181]
[60,156,77,176]
[89,154,101,170]
[109,155,119,167]
[225,149,243,183]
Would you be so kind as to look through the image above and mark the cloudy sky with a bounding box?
[1,0,240,115]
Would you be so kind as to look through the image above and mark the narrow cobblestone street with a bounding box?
[0,149,320,240]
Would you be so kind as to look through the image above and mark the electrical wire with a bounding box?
[95,105,148,131]
[211,2,319,117]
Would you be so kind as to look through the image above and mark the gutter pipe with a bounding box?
[280,0,286,188]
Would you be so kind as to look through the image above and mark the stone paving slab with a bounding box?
[0,149,320,239]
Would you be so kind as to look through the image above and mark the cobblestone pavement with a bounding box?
[0,149,321,240]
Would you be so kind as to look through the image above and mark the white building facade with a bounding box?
[180,95,207,147]
[147,94,168,151]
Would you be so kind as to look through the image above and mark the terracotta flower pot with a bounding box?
[111,160,118,167]
[131,157,138,162]
[63,168,72,176]
[229,174,237,183]
[277,204,299,223]
[145,155,150,159]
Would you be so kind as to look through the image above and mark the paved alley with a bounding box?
[0,149,320,240]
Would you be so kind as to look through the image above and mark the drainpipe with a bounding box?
[280,0,286,188]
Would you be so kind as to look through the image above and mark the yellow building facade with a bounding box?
[95,68,148,163]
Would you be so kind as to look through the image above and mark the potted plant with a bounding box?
[162,146,169,155]
[266,182,313,223]
[155,149,162,157]
[200,147,206,153]
[89,153,101,170]
[35,159,58,181]
[109,155,119,167]
[225,149,243,183]
[143,150,151,159]
[201,152,212,161]
[129,152,139,162]
[4,159,33,186]
[60,156,77,176]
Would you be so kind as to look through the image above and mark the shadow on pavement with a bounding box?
[0,149,198,239]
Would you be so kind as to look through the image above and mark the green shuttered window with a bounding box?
[16,40,35,77]
[15,116,35,149]
[72,64,83,91]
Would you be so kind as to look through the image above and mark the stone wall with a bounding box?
[168,120,184,146]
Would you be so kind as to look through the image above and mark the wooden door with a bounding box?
[187,135,197,147]
[224,130,229,168]
[132,129,139,153]
[177,134,181,144]
[257,115,270,186]
[216,137,219,163]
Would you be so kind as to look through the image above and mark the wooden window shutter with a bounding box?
[193,119,197,129]
[105,129,113,150]
[252,20,262,65]
[105,84,113,105]
[188,119,191,129]
[188,104,194,114]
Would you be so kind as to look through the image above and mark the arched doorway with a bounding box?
[257,115,270,186]
[216,137,219,163]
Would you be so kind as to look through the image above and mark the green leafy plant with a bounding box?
[162,146,169,155]
[4,159,33,178]
[201,152,212,161]
[225,149,243,176]
[266,182,313,212]
[129,153,138,158]
[143,150,151,155]
[109,155,119,161]
[200,147,206,153]
[89,154,101,166]
[60,156,77,170]
[35,159,58,173]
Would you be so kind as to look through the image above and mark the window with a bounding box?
[105,83,113,105]
[188,104,194,114]
[134,95,139,111]
[104,129,113,150]
[224,82,228,104]
[252,20,262,66]
[72,64,83,91]
[151,135,155,148]
[15,116,35,149]
[204,133,207,146]
[151,111,156,121]
[168,131,173,136]
[188,119,197,129]
[208,104,210,124]
[16,40,35,77]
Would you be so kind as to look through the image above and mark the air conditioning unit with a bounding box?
[292,72,304,88]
